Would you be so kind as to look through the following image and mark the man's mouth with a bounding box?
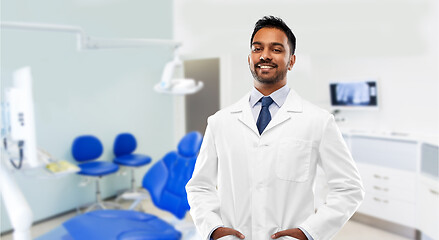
[259,65,274,69]
[256,63,277,69]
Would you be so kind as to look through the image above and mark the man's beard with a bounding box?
[250,62,287,85]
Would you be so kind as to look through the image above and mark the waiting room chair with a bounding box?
[59,131,203,240]
[113,133,152,210]
[72,135,120,212]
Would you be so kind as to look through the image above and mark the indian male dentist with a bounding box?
[186,16,365,240]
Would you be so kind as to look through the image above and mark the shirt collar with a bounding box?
[249,84,290,108]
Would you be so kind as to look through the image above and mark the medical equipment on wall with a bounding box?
[329,78,379,110]
[3,67,39,168]
[328,78,379,122]
[1,22,204,95]
[1,67,38,240]
[0,67,78,240]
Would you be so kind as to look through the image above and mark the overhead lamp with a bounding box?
[1,22,203,95]
[154,48,204,95]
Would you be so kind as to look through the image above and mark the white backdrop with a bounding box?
[174,0,439,138]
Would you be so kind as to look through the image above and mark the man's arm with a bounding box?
[271,228,308,240]
[298,115,365,240]
[211,227,245,240]
[186,118,224,240]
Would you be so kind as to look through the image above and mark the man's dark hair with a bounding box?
[250,16,296,55]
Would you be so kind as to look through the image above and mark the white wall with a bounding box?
[1,0,175,232]
[174,0,439,138]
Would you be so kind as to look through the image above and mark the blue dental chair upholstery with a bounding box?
[113,133,152,167]
[73,135,120,176]
[113,133,152,209]
[63,210,181,240]
[72,135,120,211]
[143,131,202,219]
[61,131,203,240]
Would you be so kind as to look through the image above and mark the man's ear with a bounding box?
[288,55,296,70]
[248,54,250,65]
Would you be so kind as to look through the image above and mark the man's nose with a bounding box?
[260,49,272,61]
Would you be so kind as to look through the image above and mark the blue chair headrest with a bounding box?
[72,135,103,162]
[177,131,203,158]
[143,151,196,219]
[114,133,137,157]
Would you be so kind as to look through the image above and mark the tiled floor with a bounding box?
[1,199,412,240]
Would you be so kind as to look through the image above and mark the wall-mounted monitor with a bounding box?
[329,79,378,110]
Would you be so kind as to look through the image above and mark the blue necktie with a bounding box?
[256,96,274,135]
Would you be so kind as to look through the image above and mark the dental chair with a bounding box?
[113,133,152,210]
[144,131,202,219]
[55,131,203,240]
[72,135,121,212]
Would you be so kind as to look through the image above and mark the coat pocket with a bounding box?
[275,138,312,182]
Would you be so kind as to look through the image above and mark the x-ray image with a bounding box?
[330,81,378,107]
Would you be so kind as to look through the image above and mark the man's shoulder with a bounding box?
[288,90,332,120]
[302,98,331,116]
[208,93,249,121]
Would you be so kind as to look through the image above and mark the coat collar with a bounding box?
[230,89,303,136]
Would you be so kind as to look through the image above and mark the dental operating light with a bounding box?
[1,21,203,95]
[154,49,204,95]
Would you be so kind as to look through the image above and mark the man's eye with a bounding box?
[253,48,262,52]
[273,49,282,53]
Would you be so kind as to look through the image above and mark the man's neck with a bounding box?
[254,82,287,96]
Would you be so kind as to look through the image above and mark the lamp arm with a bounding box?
[160,61,177,89]
[0,22,181,50]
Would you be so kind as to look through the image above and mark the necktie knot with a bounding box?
[261,96,274,108]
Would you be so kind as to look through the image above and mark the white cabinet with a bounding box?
[350,136,418,171]
[417,175,439,240]
[342,133,439,238]
[417,143,439,240]
[349,135,419,228]
[356,162,416,227]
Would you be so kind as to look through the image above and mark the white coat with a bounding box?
[186,89,365,240]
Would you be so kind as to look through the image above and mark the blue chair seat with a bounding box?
[114,154,152,167]
[78,161,119,176]
[63,210,181,240]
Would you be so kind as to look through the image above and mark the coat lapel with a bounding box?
[263,89,303,134]
[230,93,260,136]
[230,89,303,136]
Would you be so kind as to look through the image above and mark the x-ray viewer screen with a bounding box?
[330,81,378,107]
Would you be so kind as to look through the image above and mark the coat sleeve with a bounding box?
[299,114,365,240]
[186,117,224,240]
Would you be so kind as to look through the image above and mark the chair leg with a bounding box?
[96,177,102,203]
[128,198,143,210]
[115,167,150,211]
[131,168,136,192]
[85,203,101,212]
[82,177,122,212]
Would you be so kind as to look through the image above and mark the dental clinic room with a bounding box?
[1,0,438,240]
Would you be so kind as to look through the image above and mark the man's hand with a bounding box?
[211,227,245,240]
[271,228,307,240]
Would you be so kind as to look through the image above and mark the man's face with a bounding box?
[248,27,295,85]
